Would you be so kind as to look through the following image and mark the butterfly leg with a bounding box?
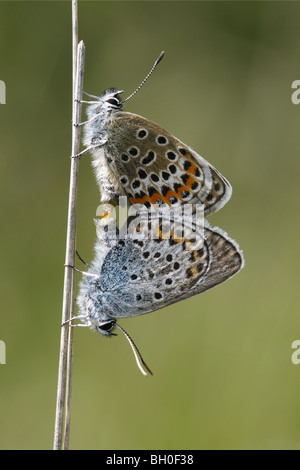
[73,111,105,128]
[76,250,90,269]
[80,100,101,104]
[71,141,107,160]
[64,263,99,279]
[61,314,91,327]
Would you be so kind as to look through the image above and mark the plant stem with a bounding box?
[53,1,85,448]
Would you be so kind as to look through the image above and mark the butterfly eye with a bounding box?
[96,320,116,336]
[106,97,121,108]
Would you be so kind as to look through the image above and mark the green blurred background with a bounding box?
[0,0,300,450]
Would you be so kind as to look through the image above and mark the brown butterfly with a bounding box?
[80,52,232,216]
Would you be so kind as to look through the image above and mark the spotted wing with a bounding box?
[96,211,243,319]
[106,112,232,215]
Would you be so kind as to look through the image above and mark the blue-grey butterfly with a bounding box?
[69,209,244,375]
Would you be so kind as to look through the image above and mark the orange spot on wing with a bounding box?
[184,176,196,189]
[130,188,179,206]
[188,162,198,176]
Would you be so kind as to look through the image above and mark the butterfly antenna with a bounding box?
[114,323,153,377]
[123,51,165,103]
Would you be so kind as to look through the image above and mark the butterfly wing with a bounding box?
[93,211,243,319]
[105,112,232,215]
[178,222,244,302]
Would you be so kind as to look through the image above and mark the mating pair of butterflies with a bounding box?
[73,53,244,375]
